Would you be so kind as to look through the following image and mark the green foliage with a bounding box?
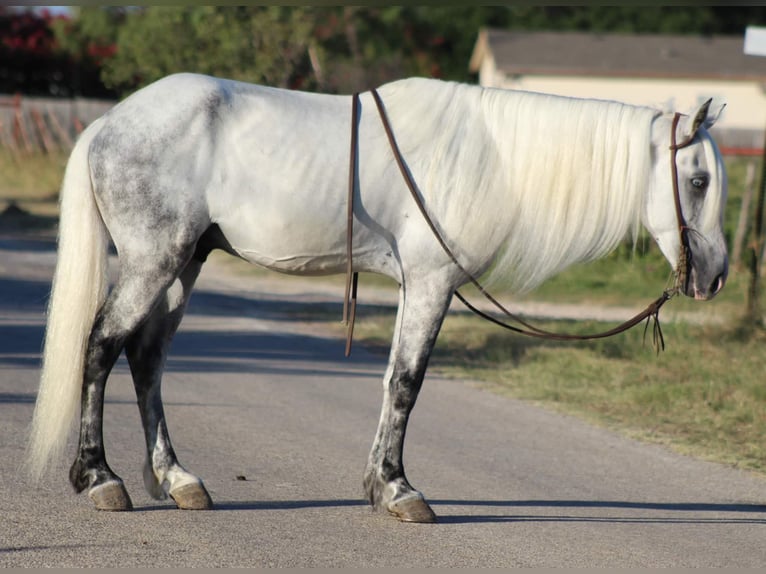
[38,5,766,98]
[50,6,123,58]
[66,6,514,96]
[0,7,111,97]
[94,7,318,94]
[314,6,511,88]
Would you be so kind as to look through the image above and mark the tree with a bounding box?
[50,6,766,98]
[49,6,513,97]
[0,7,91,97]
[83,7,319,95]
[47,6,121,98]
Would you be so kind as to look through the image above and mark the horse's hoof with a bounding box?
[88,480,133,511]
[387,494,437,523]
[169,481,213,510]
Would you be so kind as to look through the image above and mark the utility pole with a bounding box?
[744,27,766,324]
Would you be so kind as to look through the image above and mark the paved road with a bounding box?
[2,233,766,567]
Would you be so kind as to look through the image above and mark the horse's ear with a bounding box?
[682,98,725,138]
[704,101,726,129]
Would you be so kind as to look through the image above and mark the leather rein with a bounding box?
[343,90,694,356]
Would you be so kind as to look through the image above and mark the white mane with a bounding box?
[480,88,660,291]
[380,79,661,293]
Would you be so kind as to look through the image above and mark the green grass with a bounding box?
[0,149,66,228]
[0,149,67,202]
[438,316,766,472]
[349,306,766,473]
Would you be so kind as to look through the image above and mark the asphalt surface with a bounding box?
[2,232,766,567]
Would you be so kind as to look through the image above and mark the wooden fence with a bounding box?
[0,93,114,155]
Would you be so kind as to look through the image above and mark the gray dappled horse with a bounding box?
[27,74,728,522]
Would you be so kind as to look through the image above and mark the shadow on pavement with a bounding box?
[125,496,766,526]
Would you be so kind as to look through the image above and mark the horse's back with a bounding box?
[83,74,484,278]
[85,74,379,274]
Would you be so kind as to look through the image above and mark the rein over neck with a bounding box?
[343,91,691,356]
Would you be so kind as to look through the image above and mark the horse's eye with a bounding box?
[690,176,708,190]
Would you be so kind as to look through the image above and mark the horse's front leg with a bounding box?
[364,277,453,523]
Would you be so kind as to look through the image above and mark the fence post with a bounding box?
[747,135,766,323]
[733,161,756,267]
[743,26,766,324]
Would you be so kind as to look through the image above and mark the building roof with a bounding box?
[470,28,766,81]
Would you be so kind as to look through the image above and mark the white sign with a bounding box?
[745,26,766,56]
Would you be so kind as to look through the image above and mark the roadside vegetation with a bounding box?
[353,297,766,473]
[4,148,766,475]
[0,149,65,230]
[0,149,66,203]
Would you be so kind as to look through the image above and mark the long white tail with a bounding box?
[26,120,110,481]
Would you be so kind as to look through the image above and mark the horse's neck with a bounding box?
[477,89,654,291]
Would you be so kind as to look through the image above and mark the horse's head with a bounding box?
[644,99,728,300]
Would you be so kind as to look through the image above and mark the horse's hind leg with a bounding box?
[363,275,453,523]
[69,249,196,511]
[125,259,212,510]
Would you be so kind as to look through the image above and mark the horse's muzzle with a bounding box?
[688,265,727,301]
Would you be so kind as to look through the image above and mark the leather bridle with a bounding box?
[342,91,694,355]
[668,111,696,297]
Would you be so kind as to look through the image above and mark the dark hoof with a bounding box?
[169,482,213,510]
[387,494,437,523]
[88,480,133,511]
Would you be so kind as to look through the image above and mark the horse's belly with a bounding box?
[233,244,347,275]
[214,207,347,275]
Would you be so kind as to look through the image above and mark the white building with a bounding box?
[469,28,766,154]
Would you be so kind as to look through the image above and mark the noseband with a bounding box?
[343,94,695,354]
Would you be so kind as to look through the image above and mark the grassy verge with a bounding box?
[0,149,67,202]
[0,150,66,231]
[436,315,766,473]
[349,303,766,474]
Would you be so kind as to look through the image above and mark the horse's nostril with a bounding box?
[711,273,725,295]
